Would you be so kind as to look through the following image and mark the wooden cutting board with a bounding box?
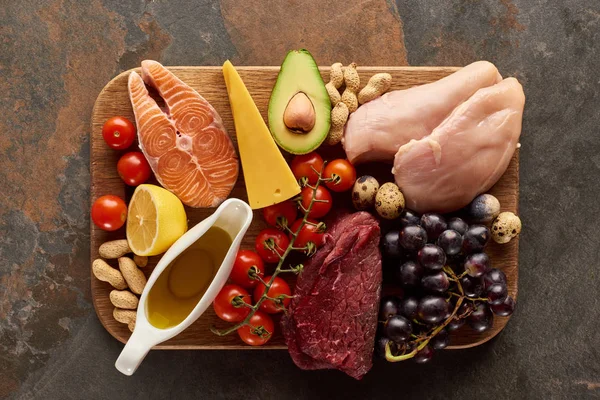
[90,66,519,350]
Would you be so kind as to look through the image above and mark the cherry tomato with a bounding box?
[230,250,265,288]
[300,186,332,219]
[323,159,357,192]
[253,276,292,314]
[289,219,325,250]
[255,228,290,263]
[117,152,152,186]
[213,284,252,322]
[291,152,324,185]
[262,201,297,230]
[91,195,127,231]
[237,311,274,346]
[102,116,136,150]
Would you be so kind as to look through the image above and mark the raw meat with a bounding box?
[281,212,382,380]
[342,61,502,164]
[393,77,525,213]
[128,60,238,208]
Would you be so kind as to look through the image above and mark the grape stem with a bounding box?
[385,266,465,362]
[211,165,328,337]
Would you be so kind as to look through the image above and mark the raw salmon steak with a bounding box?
[128,60,238,207]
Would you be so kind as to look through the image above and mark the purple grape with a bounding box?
[448,217,468,235]
[417,244,446,271]
[414,345,434,364]
[399,209,421,228]
[420,213,448,241]
[418,296,450,324]
[384,315,413,343]
[460,275,484,298]
[491,296,516,316]
[400,296,419,320]
[464,252,491,277]
[421,271,450,294]
[462,225,491,254]
[379,296,401,321]
[468,303,494,332]
[399,225,428,251]
[483,268,507,290]
[486,283,508,305]
[381,230,402,258]
[376,336,391,358]
[437,229,463,256]
[447,317,465,331]
[430,329,450,350]
[397,261,424,288]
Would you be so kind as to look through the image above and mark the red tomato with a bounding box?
[262,201,297,230]
[102,116,136,150]
[230,250,265,288]
[91,195,127,231]
[237,311,274,346]
[213,284,252,322]
[291,152,324,185]
[300,186,332,219]
[117,152,152,186]
[255,228,290,263]
[289,219,325,250]
[253,276,292,314]
[323,159,357,192]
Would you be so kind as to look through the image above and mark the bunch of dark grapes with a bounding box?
[376,210,516,363]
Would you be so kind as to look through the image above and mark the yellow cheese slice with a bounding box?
[223,61,301,209]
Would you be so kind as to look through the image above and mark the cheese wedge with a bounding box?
[223,61,301,209]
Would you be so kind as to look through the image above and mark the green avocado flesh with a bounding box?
[268,49,331,155]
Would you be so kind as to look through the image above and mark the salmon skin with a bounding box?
[128,60,238,208]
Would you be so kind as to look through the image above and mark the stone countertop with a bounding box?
[1,1,599,398]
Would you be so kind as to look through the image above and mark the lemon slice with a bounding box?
[127,184,188,256]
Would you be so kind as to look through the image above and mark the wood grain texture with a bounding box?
[91,66,518,350]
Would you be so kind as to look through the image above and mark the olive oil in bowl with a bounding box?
[146,226,232,329]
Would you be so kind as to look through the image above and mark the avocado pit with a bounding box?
[283,92,316,134]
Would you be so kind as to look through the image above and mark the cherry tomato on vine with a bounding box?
[102,116,136,150]
[289,219,325,250]
[253,276,292,314]
[323,159,357,192]
[255,228,290,263]
[300,186,332,219]
[262,201,297,230]
[91,195,127,231]
[237,311,274,346]
[290,152,324,185]
[230,250,265,289]
[213,284,252,322]
[117,152,152,186]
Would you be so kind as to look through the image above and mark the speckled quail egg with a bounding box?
[352,175,380,210]
[491,212,522,244]
[468,194,501,223]
[375,182,405,220]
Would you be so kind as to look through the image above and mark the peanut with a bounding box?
[133,254,148,268]
[113,307,136,324]
[341,89,359,113]
[92,259,127,290]
[341,63,360,113]
[326,81,341,106]
[118,257,147,295]
[109,290,139,309]
[358,73,392,105]
[326,102,349,145]
[128,320,136,333]
[98,239,131,259]
[329,62,344,89]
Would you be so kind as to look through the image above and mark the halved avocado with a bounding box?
[268,49,331,155]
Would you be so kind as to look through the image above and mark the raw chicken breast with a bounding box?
[392,78,525,213]
[343,61,502,164]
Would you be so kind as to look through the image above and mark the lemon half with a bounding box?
[127,184,187,256]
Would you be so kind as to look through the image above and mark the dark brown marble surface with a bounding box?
[1,1,599,398]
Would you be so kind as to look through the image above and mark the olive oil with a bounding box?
[147,226,231,329]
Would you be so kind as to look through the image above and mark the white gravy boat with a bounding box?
[115,198,253,376]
